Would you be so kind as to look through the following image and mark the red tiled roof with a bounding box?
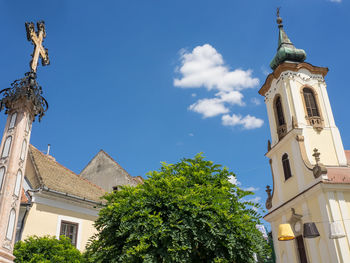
[325,167,350,184]
[345,150,350,165]
[28,145,105,202]
[20,189,29,204]
[324,150,350,184]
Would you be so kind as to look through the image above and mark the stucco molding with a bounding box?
[0,248,15,262]
[295,135,313,171]
[266,128,302,158]
[264,181,323,221]
[259,62,328,97]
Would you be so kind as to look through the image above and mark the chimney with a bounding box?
[47,144,51,155]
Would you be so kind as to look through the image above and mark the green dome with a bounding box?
[270,18,306,70]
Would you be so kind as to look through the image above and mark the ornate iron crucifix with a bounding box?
[25,21,50,72]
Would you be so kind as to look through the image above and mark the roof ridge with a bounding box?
[79,149,104,175]
[29,144,105,192]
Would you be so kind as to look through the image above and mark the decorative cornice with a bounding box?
[0,72,48,121]
[259,62,329,97]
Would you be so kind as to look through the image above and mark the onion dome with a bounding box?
[270,10,306,70]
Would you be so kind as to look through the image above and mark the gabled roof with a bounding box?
[80,150,143,191]
[97,150,143,185]
[27,145,105,203]
[324,150,350,184]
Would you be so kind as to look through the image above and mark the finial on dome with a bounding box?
[269,8,307,70]
[277,7,283,27]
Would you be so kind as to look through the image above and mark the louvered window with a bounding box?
[282,153,292,180]
[274,96,287,139]
[303,88,319,118]
[275,97,285,126]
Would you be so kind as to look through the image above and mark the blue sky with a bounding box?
[0,0,349,211]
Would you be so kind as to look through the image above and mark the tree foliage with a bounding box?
[85,154,270,262]
[14,235,84,263]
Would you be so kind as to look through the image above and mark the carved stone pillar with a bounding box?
[0,72,47,263]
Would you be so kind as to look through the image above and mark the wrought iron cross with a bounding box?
[25,21,50,72]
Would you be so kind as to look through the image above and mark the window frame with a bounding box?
[13,170,23,197]
[273,95,287,140]
[0,166,5,193]
[1,136,12,159]
[60,220,79,247]
[282,153,292,181]
[8,112,17,130]
[300,86,324,131]
[6,209,16,241]
[56,215,82,250]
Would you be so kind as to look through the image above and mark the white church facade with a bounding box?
[262,12,350,263]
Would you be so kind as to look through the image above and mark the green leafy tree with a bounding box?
[14,235,84,263]
[85,154,270,263]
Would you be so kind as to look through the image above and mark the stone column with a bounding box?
[0,72,47,263]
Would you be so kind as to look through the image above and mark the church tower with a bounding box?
[0,22,49,263]
[262,11,350,263]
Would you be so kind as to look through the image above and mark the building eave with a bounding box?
[259,62,329,97]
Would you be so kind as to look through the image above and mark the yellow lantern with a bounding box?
[278,223,295,241]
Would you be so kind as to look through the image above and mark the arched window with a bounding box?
[1,136,12,158]
[14,170,22,197]
[9,112,17,130]
[26,117,31,133]
[6,209,16,240]
[275,97,285,126]
[282,153,292,180]
[20,140,27,161]
[274,96,287,139]
[303,88,319,118]
[0,167,5,191]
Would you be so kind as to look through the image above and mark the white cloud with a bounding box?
[222,114,264,129]
[174,44,259,91]
[188,133,194,137]
[330,0,341,2]
[228,175,240,185]
[243,186,260,192]
[247,196,261,203]
[189,98,229,118]
[217,91,244,106]
[251,97,261,106]
[191,93,197,97]
[174,44,263,129]
[188,90,244,118]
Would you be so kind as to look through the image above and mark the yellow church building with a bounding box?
[262,13,350,263]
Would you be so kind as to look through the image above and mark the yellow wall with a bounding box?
[304,128,339,166]
[21,202,97,251]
